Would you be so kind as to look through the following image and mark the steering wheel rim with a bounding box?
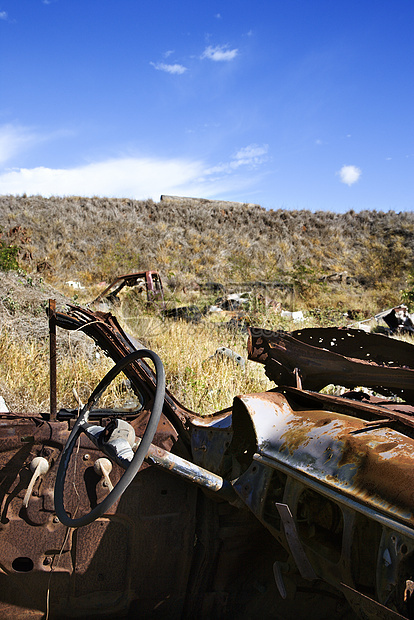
[54,349,165,528]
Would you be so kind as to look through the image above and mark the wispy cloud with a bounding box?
[0,124,39,165]
[0,123,73,165]
[0,10,8,20]
[0,149,266,201]
[207,144,269,174]
[337,164,361,186]
[233,144,268,167]
[150,61,187,75]
[201,45,238,62]
[0,122,266,200]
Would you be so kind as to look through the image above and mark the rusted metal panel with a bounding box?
[0,410,198,618]
[248,327,414,402]
[232,391,414,529]
[291,327,414,368]
[275,502,317,581]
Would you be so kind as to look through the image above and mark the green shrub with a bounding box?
[402,274,414,310]
[0,241,19,271]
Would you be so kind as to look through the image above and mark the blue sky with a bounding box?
[0,0,413,212]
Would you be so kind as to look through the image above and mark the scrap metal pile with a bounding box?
[1,304,414,619]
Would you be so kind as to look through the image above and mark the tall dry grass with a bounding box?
[0,327,115,412]
[0,305,274,415]
[119,311,273,414]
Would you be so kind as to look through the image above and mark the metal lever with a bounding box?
[94,458,114,492]
[23,457,50,508]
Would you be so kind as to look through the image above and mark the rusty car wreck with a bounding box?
[1,304,414,619]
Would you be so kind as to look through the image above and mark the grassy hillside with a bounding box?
[1,194,413,413]
[1,194,413,312]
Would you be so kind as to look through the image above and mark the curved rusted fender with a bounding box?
[233,391,414,528]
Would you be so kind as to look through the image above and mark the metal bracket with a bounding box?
[276,502,317,582]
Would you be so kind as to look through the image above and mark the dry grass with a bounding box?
[0,297,274,415]
[0,194,413,413]
[1,195,413,314]
[1,288,413,414]
[120,312,273,414]
[0,326,115,412]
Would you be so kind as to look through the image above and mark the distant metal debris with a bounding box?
[346,305,414,336]
[163,305,203,322]
[211,292,251,312]
[318,271,350,283]
[200,280,293,294]
[65,280,85,289]
[280,309,304,322]
[92,271,165,310]
[212,346,246,367]
[200,282,226,294]
[160,194,260,208]
[377,305,414,335]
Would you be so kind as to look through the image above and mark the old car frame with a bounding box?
[91,270,165,310]
[1,303,414,619]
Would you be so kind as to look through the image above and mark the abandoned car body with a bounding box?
[1,306,414,618]
[91,271,165,310]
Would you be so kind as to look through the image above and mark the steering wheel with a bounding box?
[54,349,165,528]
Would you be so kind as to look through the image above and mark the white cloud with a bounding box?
[201,45,238,62]
[337,164,361,186]
[0,11,8,20]
[0,150,267,201]
[150,61,187,75]
[0,157,204,198]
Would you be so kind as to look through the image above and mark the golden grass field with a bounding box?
[0,195,413,414]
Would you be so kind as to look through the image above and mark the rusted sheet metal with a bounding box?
[190,411,233,474]
[291,327,414,368]
[0,408,197,618]
[275,502,317,581]
[248,327,414,402]
[280,387,414,430]
[233,391,414,528]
